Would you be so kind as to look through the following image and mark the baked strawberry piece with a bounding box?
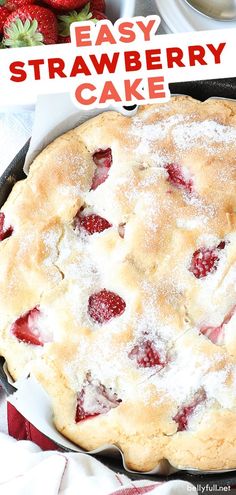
[75,377,121,422]
[190,241,225,279]
[3,5,58,46]
[74,211,112,235]
[165,163,193,193]
[90,0,105,12]
[200,305,236,345]
[118,223,126,239]
[91,148,112,190]
[88,289,126,324]
[173,391,206,432]
[129,340,166,368]
[0,212,13,241]
[11,306,50,346]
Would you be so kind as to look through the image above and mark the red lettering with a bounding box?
[90,52,119,75]
[99,81,121,103]
[96,24,116,46]
[75,83,96,106]
[118,22,136,43]
[148,77,166,99]
[125,51,142,72]
[48,58,66,79]
[70,56,91,77]
[188,45,207,66]
[75,26,91,47]
[207,42,226,64]
[166,47,185,68]
[10,61,26,82]
[124,79,143,101]
[28,59,44,80]
[136,19,156,41]
[146,49,162,70]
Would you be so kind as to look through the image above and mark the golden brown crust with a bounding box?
[1,96,236,471]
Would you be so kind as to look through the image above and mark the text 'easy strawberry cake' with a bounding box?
[1,96,236,472]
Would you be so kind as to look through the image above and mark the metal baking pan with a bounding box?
[1,78,236,489]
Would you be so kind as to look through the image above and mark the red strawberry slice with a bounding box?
[173,390,206,432]
[200,325,223,344]
[88,289,126,324]
[0,212,13,241]
[91,0,105,12]
[129,340,166,368]
[91,148,112,190]
[200,305,236,345]
[189,242,225,279]
[11,306,44,346]
[165,163,193,193]
[74,212,112,235]
[75,378,121,423]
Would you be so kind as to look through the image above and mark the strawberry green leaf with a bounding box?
[4,18,44,47]
[58,3,97,37]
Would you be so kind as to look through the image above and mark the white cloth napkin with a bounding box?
[0,433,196,495]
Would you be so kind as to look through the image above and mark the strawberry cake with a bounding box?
[1,96,236,472]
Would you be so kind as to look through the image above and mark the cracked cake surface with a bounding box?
[1,96,236,471]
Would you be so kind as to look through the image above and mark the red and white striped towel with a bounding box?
[0,400,197,495]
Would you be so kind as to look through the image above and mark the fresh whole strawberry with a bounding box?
[58,33,70,42]
[0,0,35,12]
[0,6,10,33]
[3,5,58,46]
[43,0,88,13]
[90,0,105,12]
[58,2,107,39]
[91,9,106,19]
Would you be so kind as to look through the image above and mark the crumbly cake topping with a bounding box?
[1,96,236,472]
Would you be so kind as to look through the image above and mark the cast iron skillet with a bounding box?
[1,79,236,489]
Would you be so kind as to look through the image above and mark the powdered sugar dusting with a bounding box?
[173,120,236,151]
[131,114,189,155]
[29,311,54,344]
